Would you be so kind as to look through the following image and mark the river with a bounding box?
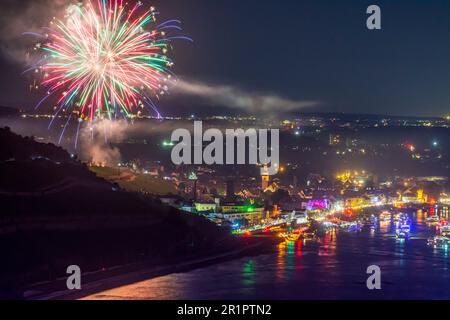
[84,207,450,300]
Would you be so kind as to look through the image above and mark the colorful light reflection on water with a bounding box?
[84,206,450,300]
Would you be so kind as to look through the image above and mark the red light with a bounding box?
[297,241,303,257]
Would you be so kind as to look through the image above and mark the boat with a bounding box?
[283,228,317,242]
[283,226,308,242]
[426,216,440,224]
[293,211,308,225]
[379,211,391,222]
[321,221,338,230]
[441,225,450,237]
[399,216,411,226]
[398,212,409,220]
[340,222,362,233]
[302,231,317,241]
[396,224,411,239]
[363,216,377,230]
[428,236,450,249]
[396,229,409,239]
[285,232,301,242]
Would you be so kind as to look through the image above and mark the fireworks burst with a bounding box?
[25,0,191,143]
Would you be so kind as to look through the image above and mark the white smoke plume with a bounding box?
[80,119,127,167]
[175,79,320,113]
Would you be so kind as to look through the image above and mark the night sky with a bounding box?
[1,0,450,117]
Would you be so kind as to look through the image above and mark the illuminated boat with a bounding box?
[399,212,409,220]
[426,216,439,224]
[441,225,450,237]
[302,231,317,241]
[396,230,409,239]
[340,222,362,233]
[396,224,411,239]
[399,224,411,233]
[399,216,411,225]
[379,211,391,222]
[428,236,450,249]
[285,232,301,242]
[283,227,306,242]
[284,228,317,242]
[322,221,337,229]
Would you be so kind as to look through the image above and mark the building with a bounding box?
[329,134,342,146]
[344,197,367,209]
[219,205,266,225]
[261,165,270,191]
[194,202,218,213]
[226,180,235,201]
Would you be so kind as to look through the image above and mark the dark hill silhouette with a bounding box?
[0,126,72,162]
[0,127,237,299]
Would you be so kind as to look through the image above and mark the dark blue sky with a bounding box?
[1,0,450,116]
[154,0,450,117]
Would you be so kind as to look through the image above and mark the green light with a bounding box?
[162,140,174,147]
[188,172,198,181]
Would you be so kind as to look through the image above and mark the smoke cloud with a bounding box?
[175,79,320,113]
[0,0,75,64]
[79,119,127,167]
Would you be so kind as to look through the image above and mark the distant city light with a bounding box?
[406,144,415,152]
[162,141,175,147]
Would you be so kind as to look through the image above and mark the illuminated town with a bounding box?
[12,110,450,240]
[67,113,449,238]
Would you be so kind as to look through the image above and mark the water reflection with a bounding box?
[85,206,450,300]
[242,260,256,287]
[276,242,286,282]
[417,209,424,223]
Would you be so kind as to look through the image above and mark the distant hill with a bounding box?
[0,106,20,116]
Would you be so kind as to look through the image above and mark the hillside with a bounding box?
[90,166,177,195]
[0,127,235,299]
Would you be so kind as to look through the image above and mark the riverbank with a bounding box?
[25,236,278,300]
